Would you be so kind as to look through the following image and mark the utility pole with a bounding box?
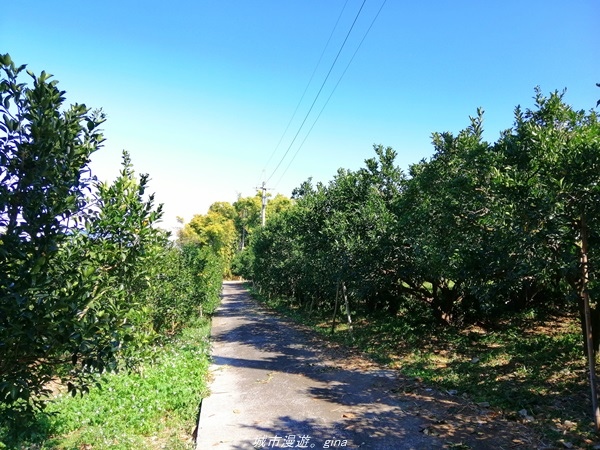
[256,182,270,227]
[240,210,246,250]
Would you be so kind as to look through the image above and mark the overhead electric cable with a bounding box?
[265,0,368,184]
[274,0,388,189]
[256,0,351,188]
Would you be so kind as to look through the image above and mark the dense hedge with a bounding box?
[0,54,222,412]
[246,90,600,335]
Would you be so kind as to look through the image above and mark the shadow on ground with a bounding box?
[203,282,541,449]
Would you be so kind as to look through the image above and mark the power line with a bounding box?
[256,0,351,188]
[265,0,369,184]
[274,0,388,189]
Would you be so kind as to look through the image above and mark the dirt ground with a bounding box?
[312,337,548,449]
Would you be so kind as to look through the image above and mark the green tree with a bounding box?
[0,55,105,409]
[490,89,600,330]
[77,152,166,367]
[250,147,405,317]
[230,192,292,278]
[179,202,237,277]
[149,242,223,332]
[266,193,292,218]
[208,201,236,221]
[397,111,502,323]
[233,194,261,250]
[488,88,600,427]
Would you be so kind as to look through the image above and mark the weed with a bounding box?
[0,318,212,450]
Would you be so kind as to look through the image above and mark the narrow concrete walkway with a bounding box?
[196,281,447,449]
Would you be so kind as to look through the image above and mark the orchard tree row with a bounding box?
[238,88,600,346]
[0,55,222,412]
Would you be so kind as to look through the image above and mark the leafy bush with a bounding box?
[149,243,223,333]
[0,54,223,413]
[0,54,107,410]
[0,319,212,449]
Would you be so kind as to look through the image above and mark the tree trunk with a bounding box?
[341,282,354,340]
[580,214,600,431]
[431,279,454,325]
[330,281,340,335]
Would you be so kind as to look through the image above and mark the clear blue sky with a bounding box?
[2,1,599,232]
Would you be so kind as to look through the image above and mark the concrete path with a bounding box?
[195,281,450,449]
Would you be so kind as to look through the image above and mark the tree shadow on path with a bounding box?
[204,282,542,449]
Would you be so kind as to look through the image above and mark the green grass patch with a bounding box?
[354,314,586,408]
[0,318,212,450]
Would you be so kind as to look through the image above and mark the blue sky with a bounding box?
[2,1,599,232]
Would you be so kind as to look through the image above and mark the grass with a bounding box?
[249,287,597,448]
[0,318,212,450]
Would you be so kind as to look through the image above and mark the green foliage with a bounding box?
[251,145,405,315]
[172,243,223,317]
[266,193,292,219]
[0,55,223,414]
[232,194,261,250]
[249,89,600,333]
[0,318,212,449]
[178,204,237,277]
[229,193,290,280]
[231,245,255,279]
[488,90,600,351]
[180,193,293,280]
[246,87,600,435]
[70,152,168,371]
[147,244,212,333]
[0,54,106,410]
